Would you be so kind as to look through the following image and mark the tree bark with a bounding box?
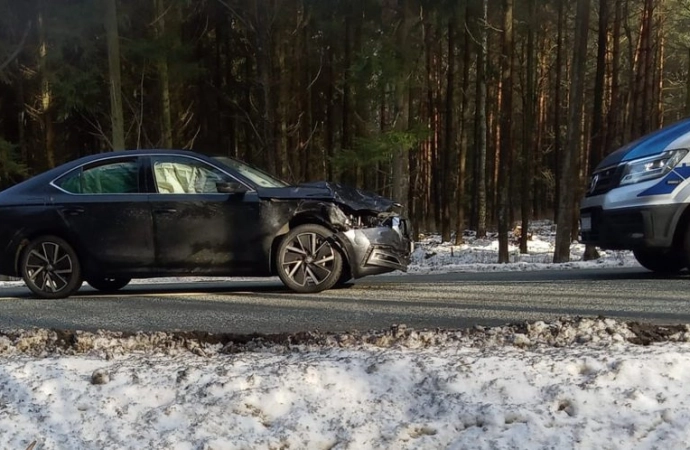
[553,0,564,223]
[455,2,472,245]
[154,0,173,148]
[497,0,513,263]
[554,0,590,263]
[520,0,536,254]
[474,0,488,238]
[391,0,412,208]
[104,0,125,150]
[584,0,609,261]
[441,11,456,242]
[38,0,55,169]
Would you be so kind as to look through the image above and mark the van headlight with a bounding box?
[619,149,688,186]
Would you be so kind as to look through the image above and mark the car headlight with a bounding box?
[619,149,688,186]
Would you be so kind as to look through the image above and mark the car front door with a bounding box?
[146,155,264,274]
[51,156,155,274]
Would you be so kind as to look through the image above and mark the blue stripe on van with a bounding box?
[637,163,690,197]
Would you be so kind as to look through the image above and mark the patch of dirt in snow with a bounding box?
[0,317,688,358]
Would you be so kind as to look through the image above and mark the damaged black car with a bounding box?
[0,150,413,299]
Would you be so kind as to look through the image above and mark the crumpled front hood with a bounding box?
[257,181,397,213]
[596,117,690,170]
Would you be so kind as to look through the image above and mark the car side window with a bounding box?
[152,156,236,194]
[55,159,140,194]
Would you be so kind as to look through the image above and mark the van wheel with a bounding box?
[633,248,686,274]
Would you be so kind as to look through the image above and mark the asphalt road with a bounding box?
[0,267,688,334]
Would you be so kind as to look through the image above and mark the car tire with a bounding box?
[633,248,686,274]
[277,224,343,293]
[86,277,131,292]
[334,266,352,288]
[20,235,83,299]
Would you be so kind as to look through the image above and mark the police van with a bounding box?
[580,118,690,273]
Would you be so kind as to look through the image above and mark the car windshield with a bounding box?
[213,156,288,188]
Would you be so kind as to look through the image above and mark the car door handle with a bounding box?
[154,208,177,214]
[62,207,84,216]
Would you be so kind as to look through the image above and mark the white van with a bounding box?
[580,118,690,273]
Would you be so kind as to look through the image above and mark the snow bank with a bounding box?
[2,318,690,449]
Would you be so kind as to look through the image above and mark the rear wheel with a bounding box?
[277,224,343,293]
[334,266,352,288]
[20,236,83,299]
[86,277,131,292]
[633,248,686,274]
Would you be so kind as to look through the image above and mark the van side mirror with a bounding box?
[216,181,248,194]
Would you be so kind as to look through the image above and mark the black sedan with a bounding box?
[0,150,412,299]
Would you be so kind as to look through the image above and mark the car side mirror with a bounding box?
[216,181,248,194]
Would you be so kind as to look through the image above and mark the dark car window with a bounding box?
[213,156,288,188]
[55,160,140,194]
[151,156,237,194]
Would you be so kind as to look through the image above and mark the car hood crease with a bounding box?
[258,181,396,213]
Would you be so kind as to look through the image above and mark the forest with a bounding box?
[0,0,688,262]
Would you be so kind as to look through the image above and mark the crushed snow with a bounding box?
[1,319,690,449]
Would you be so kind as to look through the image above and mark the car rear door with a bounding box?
[145,155,265,274]
[51,155,155,274]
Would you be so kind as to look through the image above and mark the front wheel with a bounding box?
[86,277,131,292]
[20,236,83,299]
[276,224,343,293]
[633,248,686,274]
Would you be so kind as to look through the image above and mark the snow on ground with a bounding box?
[409,220,637,274]
[3,221,687,450]
[2,320,690,449]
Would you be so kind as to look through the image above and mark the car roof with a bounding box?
[71,149,206,164]
[0,150,219,196]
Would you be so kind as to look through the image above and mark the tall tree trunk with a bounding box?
[585,0,609,261]
[325,42,334,180]
[497,0,513,263]
[474,0,488,238]
[606,0,623,152]
[590,0,608,173]
[455,2,472,245]
[520,0,536,254]
[341,14,352,184]
[38,0,54,169]
[391,0,412,208]
[251,0,276,172]
[554,0,590,262]
[154,0,173,148]
[653,2,664,127]
[553,0,564,223]
[441,10,457,242]
[104,0,125,150]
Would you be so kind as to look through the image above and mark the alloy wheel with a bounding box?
[21,236,82,299]
[282,232,336,286]
[277,224,343,293]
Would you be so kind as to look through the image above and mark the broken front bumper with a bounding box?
[337,217,413,278]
